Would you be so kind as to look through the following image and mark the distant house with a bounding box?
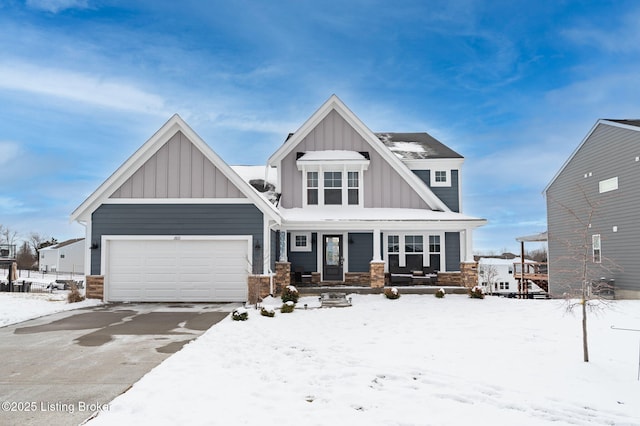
[544,119,640,299]
[39,238,85,274]
[477,257,545,296]
[71,95,486,302]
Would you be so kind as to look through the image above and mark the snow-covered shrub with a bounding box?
[281,285,299,304]
[435,288,446,298]
[469,286,485,299]
[260,306,276,317]
[384,287,400,299]
[232,308,249,321]
[281,301,295,313]
[67,284,85,303]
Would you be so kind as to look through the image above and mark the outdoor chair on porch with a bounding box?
[293,266,312,285]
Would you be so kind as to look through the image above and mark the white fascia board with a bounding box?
[403,158,465,170]
[103,198,254,204]
[543,119,640,195]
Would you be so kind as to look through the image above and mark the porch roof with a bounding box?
[279,207,486,230]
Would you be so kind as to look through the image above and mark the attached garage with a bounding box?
[71,115,280,303]
[103,237,250,302]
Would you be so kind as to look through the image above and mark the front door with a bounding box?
[323,235,343,281]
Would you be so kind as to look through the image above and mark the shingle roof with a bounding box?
[376,132,463,160]
[607,119,640,128]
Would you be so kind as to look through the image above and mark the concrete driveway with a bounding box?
[0,303,238,426]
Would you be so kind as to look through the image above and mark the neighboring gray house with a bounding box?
[39,238,85,274]
[71,95,485,302]
[545,119,640,299]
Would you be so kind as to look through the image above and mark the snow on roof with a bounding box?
[376,133,463,160]
[40,238,84,250]
[280,207,484,223]
[388,142,426,153]
[231,165,277,184]
[297,150,367,161]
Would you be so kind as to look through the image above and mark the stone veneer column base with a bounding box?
[86,275,104,299]
[370,261,385,288]
[248,275,272,305]
[274,262,291,295]
[460,262,479,289]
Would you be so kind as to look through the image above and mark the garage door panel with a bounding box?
[107,239,248,302]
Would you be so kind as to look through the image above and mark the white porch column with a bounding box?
[461,228,474,262]
[372,228,381,261]
[279,230,288,262]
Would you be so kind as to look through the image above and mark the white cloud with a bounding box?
[562,10,640,53]
[0,61,168,115]
[0,141,20,167]
[26,0,89,13]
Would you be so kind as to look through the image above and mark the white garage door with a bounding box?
[106,238,249,302]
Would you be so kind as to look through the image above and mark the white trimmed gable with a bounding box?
[268,95,450,211]
[71,114,280,223]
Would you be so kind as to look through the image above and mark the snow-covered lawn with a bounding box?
[0,292,102,327]
[90,295,640,425]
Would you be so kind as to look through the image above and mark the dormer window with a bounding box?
[297,150,369,207]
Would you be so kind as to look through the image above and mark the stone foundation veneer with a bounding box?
[248,275,272,305]
[437,272,462,286]
[370,261,385,288]
[86,275,104,299]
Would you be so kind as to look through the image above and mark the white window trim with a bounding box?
[383,232,444,270]
[430,169,451,187]
[300,164,367,207]
[592,234,601,263]
[598,176,618,193]
[290,232,312,252]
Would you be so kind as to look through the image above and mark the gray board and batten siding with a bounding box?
[110,131,245,199]
[546,122,640,296]
[279,109,430,210]
[91,204,264,275]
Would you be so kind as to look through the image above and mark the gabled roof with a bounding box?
[71,114,280,223]
[544,119,640,194]
[267,95,451,211]
[377,133,463,160]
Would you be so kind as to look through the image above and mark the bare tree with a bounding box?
[1,226,18,246]
[548,188,619,363]
[29,233,56,269]
[16,241,35,270]
[478,263,499,296]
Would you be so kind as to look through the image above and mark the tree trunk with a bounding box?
[582,298,589,362]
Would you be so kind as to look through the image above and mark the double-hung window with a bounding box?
[324,172,342,205]
[405,235,423,253]
[307,172,318,205]
[592,234,601,263]
[348,171,359,205]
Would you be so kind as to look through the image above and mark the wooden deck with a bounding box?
[514,261,549,295]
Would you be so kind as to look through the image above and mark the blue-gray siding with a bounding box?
[546,123,640,296]
[287,233,318,272]
[412,170,460,212]
[445,232,460,272]
[91,204,264,275]
[348,233,373,272]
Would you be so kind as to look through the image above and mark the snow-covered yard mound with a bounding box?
[90,295,640,425]
[0,292,102,327]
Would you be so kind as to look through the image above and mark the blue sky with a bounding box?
[1,0,638,253]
